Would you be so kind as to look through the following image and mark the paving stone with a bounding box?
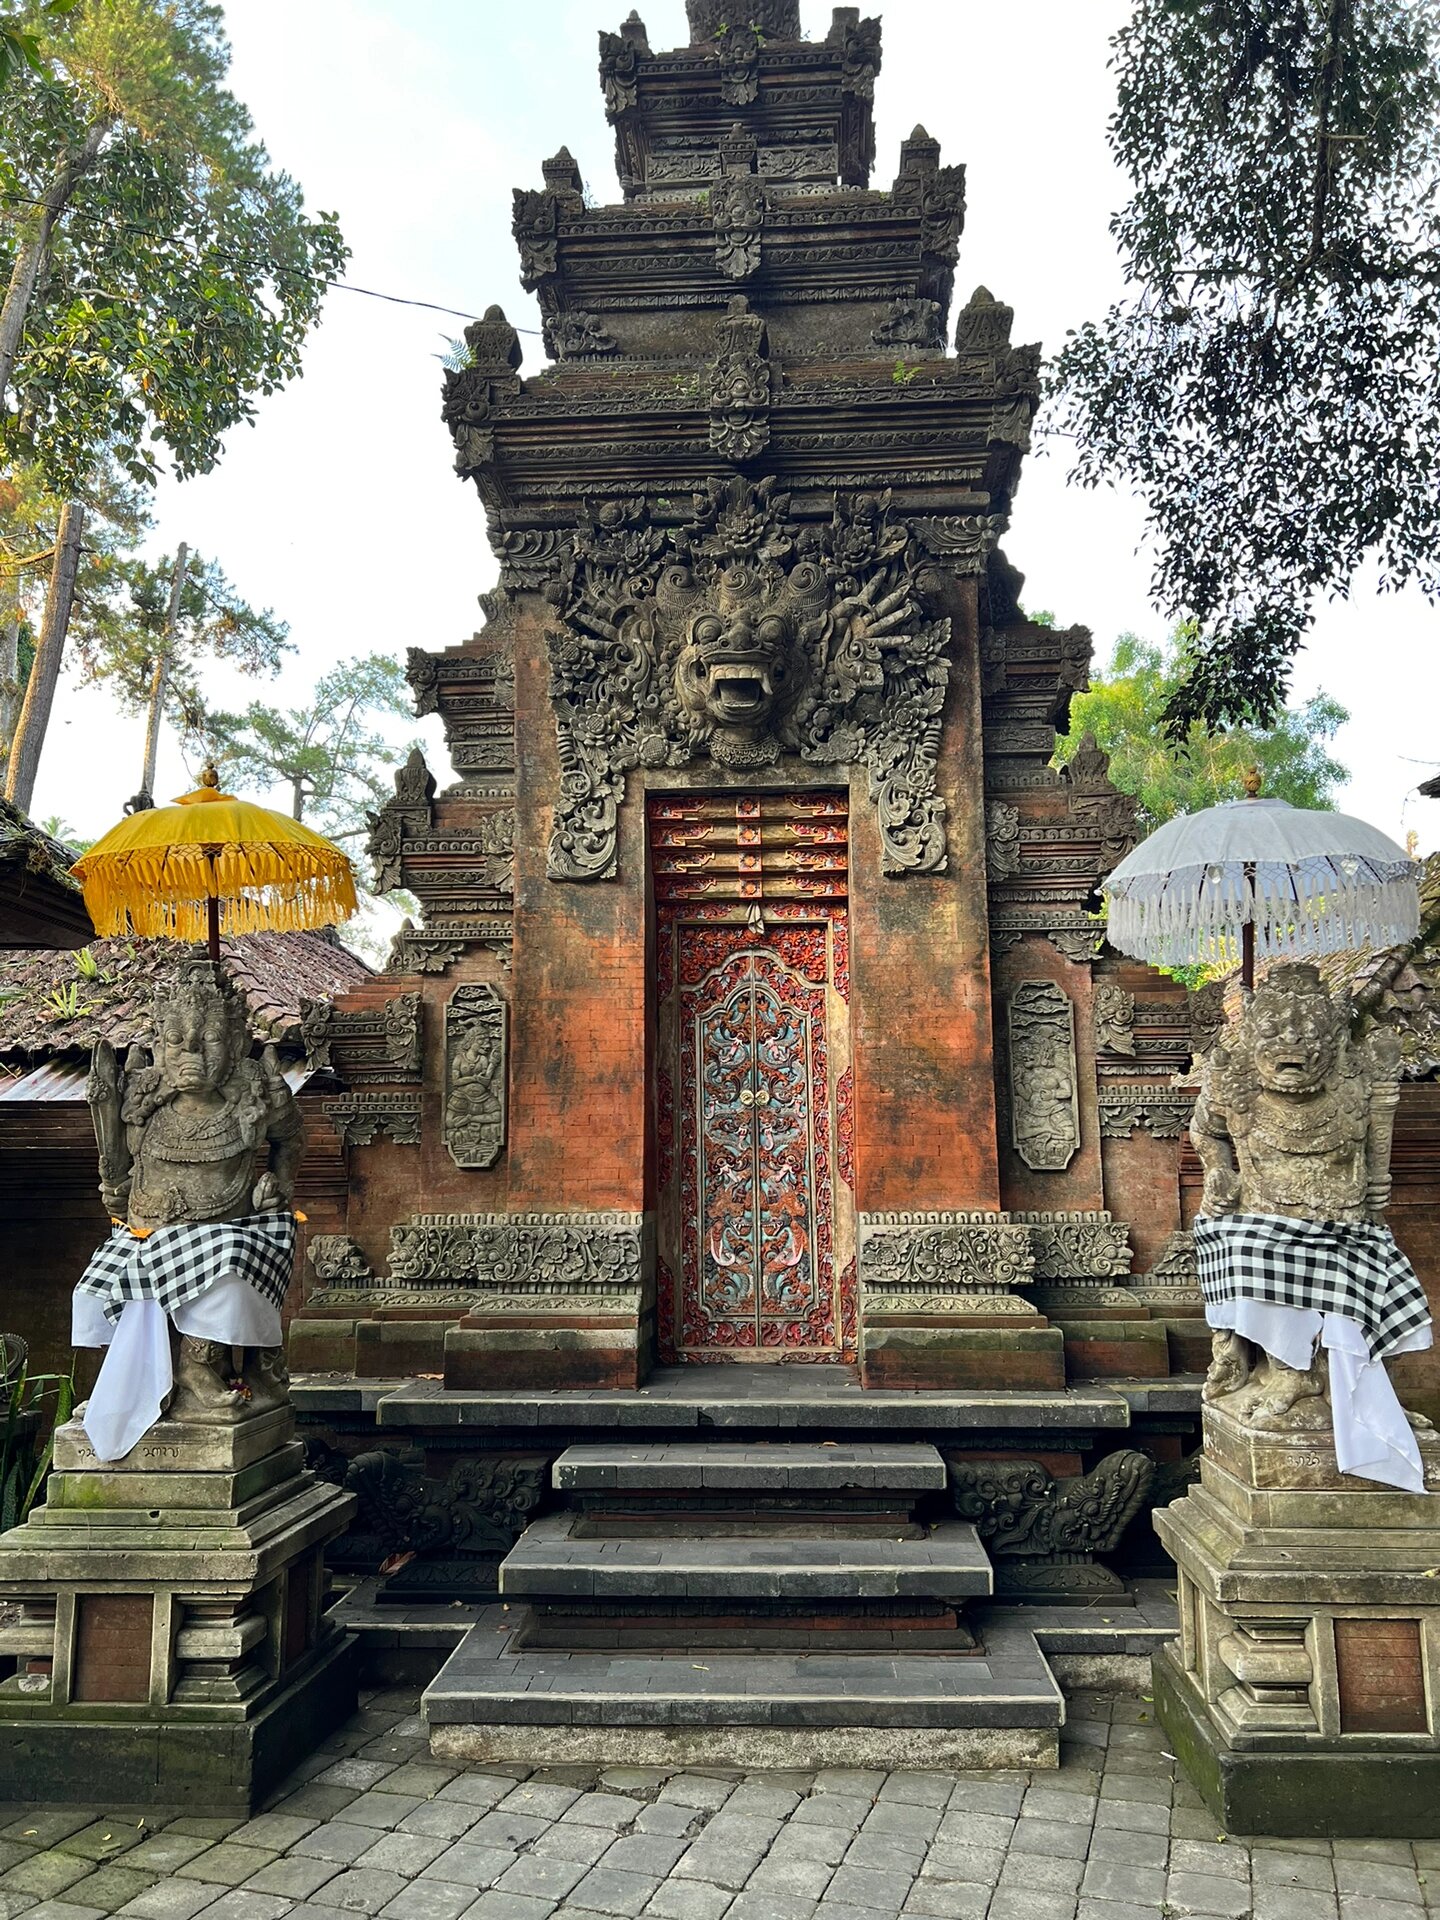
[375,1886,475,1920]
[1335,1863,1422,1904]
[456,1895,555,1920]
[600,1840,687,1881]
[824,1865,914,1910]
[420,1846,517,1890]
[193,1897,293,1920]
[640,1877,734,1920]
[1336,1904,1428,1920]
[165,1830,243,1848]
[22,1905,105,1920]
[1251,1850,1333,1891]
[374,1771,455,1804]
[1091,1802,1169,1839]
[877,1780,951,1814]
[1165,1869,1254,1916]
[291,1833,381,1870]
[318,1870,412,1916]
[115,1882,229,1920]
[1168,1809,1230,1844]
[4,1858,100,1900]
[656,1781,733,1816]
[672,1846,762,1893]
[744,1860,832,1904]
[431,1782,512,1814]
[932,1813,1015,1854]
[316,1768,397,1795]
[1019,1793,1093,1830]
[1081,1828,1166,1872]
[1097,1774,1171,1809]
[998,1855,1084,1896]
[920,1846,1003,1889]
[60,1872,158,1918]
[497,1788,581,1825]
[56,1834,145,1868]
[270,1795,359,1828]
[861,1807,938,1847]
[352,1838,448,1881]
[1334,1844,1417,1865]
[336,1802,421,1838]
[628,1811,694,1843]
[1,1824,92,1852]
[391,1814,472,1848]
[122,1843,214,1877]
[490,1855,588,1905]
[986,1890,1079,1919]
[765,1830,850,1872]
[1252,1891,1339,1920]
[1075,1902,1159,1920]
[1167,1842,1247,1884]
[567,1867,661,1918]
[242,1861,341,1901]
[1007,1825,1092,1864]
[1079,1861,1165,1908]
[900,1882,989,1919]
[174,1854,278,1892]
[791,1805,869,1838]
[842,1835,923,1876]
[562,1802,643,1838]
[944,1784,1026,1819]
[724,1897,817,1920]
[0,1898,39,1920]
[529,1828,614,1869]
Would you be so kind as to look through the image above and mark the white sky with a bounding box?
[30,0,1440,853]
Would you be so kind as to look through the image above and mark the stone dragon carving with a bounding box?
[1193,962,1410,1431]
[544,477,953,881]
[948,1451,1156,1597]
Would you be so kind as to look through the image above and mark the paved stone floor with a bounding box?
[1,1686,1435,1920]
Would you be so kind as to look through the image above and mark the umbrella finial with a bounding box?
[1242,764,1262,798]
[199,761,220,790]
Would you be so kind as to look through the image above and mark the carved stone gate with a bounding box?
[650,792,856,1363]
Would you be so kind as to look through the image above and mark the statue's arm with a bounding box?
[1191,1083,1241,1216]
[87,1039,131,1216]
[253,1046,305,1211]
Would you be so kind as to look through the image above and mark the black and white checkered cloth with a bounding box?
[75,1213,296,1327]
[1194,1213,1431,1361]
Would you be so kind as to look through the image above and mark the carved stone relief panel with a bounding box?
[444,985,508,1170]
[1008,980,1080,1172]
[1093,983,1137,1056]
[544,478,953,882]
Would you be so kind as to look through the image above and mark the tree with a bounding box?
[202,654,416,843]
[1048,1,1440,738]
[1054,627,1349,834]
[0,0,347,495]
[71,545,290,801]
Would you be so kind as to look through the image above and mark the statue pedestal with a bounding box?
[1154,1401,1440,1836]
[0,1406,356,1811]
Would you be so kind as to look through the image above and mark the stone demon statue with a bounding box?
[86,960,303,1421]
[1192,962,1405,1429]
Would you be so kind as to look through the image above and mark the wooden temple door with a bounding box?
[649,794,856,1363]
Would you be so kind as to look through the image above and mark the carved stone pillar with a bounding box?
[1154,1401,1440,1836]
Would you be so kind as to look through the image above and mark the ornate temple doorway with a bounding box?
[649,793,856,1364]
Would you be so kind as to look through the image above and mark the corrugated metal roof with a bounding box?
[0,1058,322,1104]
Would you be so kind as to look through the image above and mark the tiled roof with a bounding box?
[0,930,371,1058]
[0,798,93,947]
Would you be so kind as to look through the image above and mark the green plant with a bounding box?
[72,945,99,980]
[0,1353,74,1532]
[43,980,93,1021]
[892,360,921,387]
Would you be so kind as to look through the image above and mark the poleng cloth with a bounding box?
[1194,1213,1431,1362]
[75,1213,296,1328]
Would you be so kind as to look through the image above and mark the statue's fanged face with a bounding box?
[673,571,805,765]
[1249,967,1343,1095]
[154,966,248,1095]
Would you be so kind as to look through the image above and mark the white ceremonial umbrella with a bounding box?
[1102,773,1420,989]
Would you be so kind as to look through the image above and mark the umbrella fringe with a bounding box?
[79,842,358,941]
[1106,862,1421,970]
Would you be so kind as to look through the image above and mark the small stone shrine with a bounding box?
[1156,965,1440,1834]
[0,964,355,1808]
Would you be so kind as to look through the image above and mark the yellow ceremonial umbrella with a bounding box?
[71,763,358,961]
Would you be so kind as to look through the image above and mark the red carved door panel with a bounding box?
[650,794,856,1363]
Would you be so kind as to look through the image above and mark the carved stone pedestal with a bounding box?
[1154,1402,1440,1836]
[0,1407,356,1811]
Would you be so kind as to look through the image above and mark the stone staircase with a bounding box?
[422,1439,1066,1770]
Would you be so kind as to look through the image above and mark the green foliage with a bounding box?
[1055,626,1350,836]
[0,0,75,92]
[891,360,921,386]
[0,0,348,494]
[0,1353,74,1530]
[203,652,416,845]
[1048,1,1440,737]
[73,545,289,744]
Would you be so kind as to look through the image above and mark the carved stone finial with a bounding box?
[709,295,770,462]
[542,147,584,197]
[462,305,522,375]
[955,284,1014,354]
[686,0,801,43]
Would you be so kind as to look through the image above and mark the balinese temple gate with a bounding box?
[292,0,1214,1766]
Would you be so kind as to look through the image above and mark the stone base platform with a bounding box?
[423,1603,1063,1771]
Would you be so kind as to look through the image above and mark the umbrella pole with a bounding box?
[1241,856,1256,992]
[205,849,220,964]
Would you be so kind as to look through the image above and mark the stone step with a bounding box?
[552,1440,947,1494]
[498,1510,992,1603]
[422,1605,1062,1769]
